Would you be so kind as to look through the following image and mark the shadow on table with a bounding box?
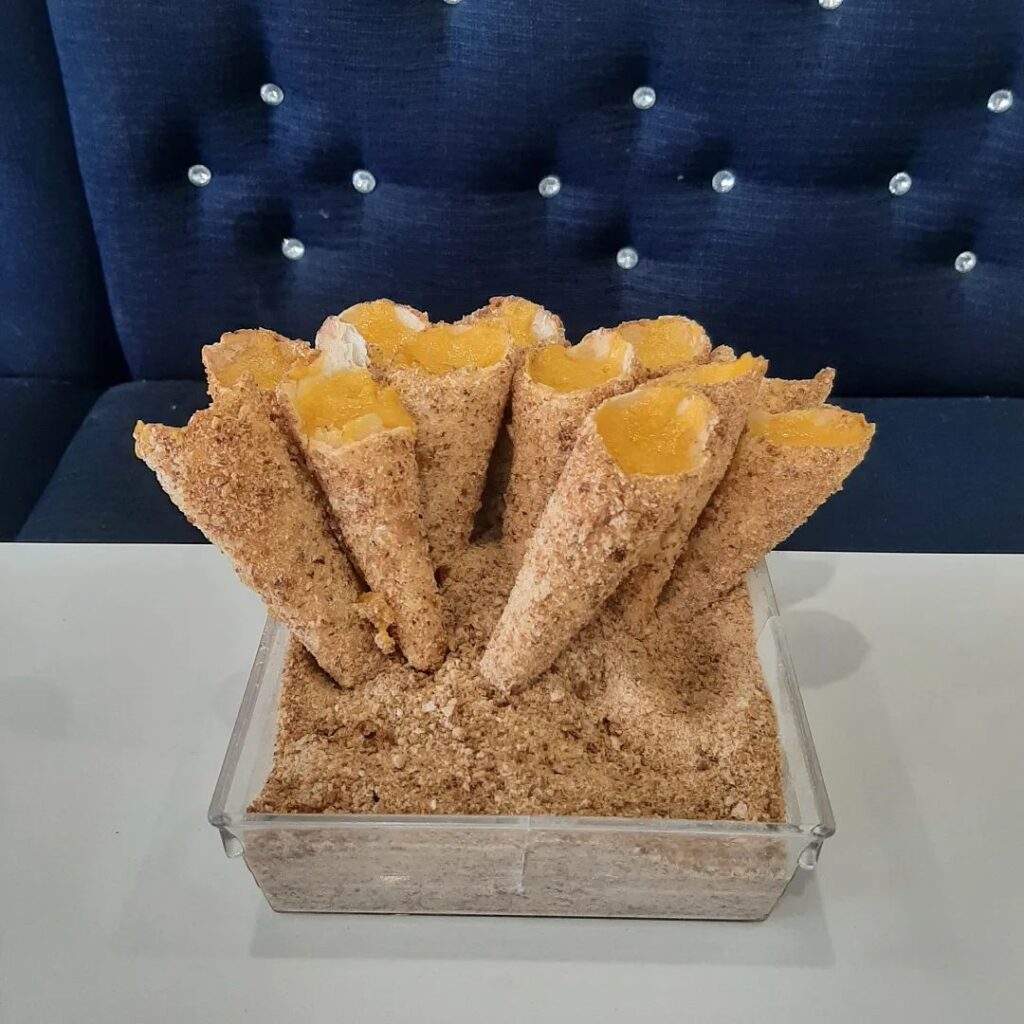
[778,609,870,688]
[246,869,835,966]
[769,553,836,609]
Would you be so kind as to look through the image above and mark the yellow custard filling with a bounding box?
[396,319,508,374]
[619,317,708,372]
[747,407,872,448]
[211,330,305,390]
[487,297,555,349]
[668,351,764,386]
[595,386,713,476]
[527,330,630,393]
[340,299,426,362]
[291,366,413,445]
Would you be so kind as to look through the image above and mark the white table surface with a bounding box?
[1,544,1021,1022]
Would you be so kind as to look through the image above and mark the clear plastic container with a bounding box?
[209,563,834,919]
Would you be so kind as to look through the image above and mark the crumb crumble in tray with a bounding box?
[251,542,784,822]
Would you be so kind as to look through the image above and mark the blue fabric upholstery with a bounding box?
[5,3,1024,549]
[782,398,1024,553]
[45,0,1024,394]
[19,382,207,543]
[0,379,97,539]
[0,2,118,381]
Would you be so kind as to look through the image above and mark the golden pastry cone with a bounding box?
[202,328,313,401]
[465,297,566,540]
[661,404,875,621]
[384,318,515,570]
[338,298,429,368]
[133,379,383,686]
[277,324,447,671]
[617,315,711,379]
[758,368,836,413]
[606,353,767,629]
[502,327,640,562]
[464,295,565,354]
[480,387,716,692]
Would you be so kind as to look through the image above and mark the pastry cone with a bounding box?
[758,368,836,413]
[202,328,313,401]
[133,379,382,686]
[617,315,711,379]
[607,353,767,629]
[384,317,515,570]
[466,297,566,540]
[465,295,565,353]
[278,324,447,671]
[480,386,716,692]
[502,328,640,562]
[661,405,875,621]
[338,298,429,368]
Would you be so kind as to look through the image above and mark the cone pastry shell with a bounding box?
[758,368,835,413]
[385,351,515,571]
[202,328,313,402]
[276,328,445,669]
[502,330,640,561]
[480,391,713,692]
[133,380,382,686]
[304,427,447,671]
[661,405,874,621]
[467,298,566,540]
[337,299,429,368]
[608,355,767,629]
[617,315,711,379]
[464,296,565,352]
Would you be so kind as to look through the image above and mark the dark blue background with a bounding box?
[2,1,1022,547]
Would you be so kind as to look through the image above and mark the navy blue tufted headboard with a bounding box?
[0,1,117,380]
[44,0,1024,395]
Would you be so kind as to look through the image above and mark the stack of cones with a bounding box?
[134,295,877,705]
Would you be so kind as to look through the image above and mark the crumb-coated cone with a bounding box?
[466,297,566,540]
[384,343,515,571]
[303,428,447,671]
[202,328,313,401]
[276,323,445,670]
[480,389,715,692]
[617,315,711,380]
[338,299,429,368]
[133,379,382,687]
[502,329,640,563]
[607,354,767,629]
[758,368,836,413]
[279,384,448,671]
[464,296,565,354]
[661,405,875,622]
